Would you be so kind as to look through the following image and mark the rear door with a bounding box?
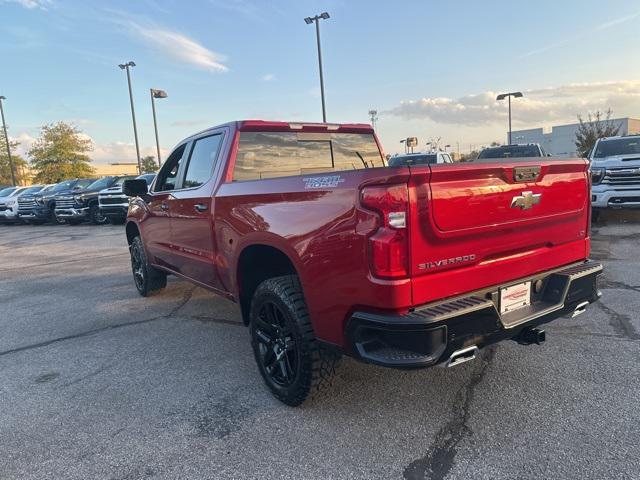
[169,131,226,289]
[408,159,590,304]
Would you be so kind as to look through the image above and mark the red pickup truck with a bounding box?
[123,120,602,406]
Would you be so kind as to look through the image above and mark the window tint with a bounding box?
[155,144,186,192]
[477,145,541,159]
[594,138,640,158]
[183,134,223,188]
[388,154,436,166]
[233,132,383,181]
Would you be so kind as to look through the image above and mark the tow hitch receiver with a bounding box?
[516,327,546,346]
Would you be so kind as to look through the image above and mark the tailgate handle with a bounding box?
[513,166,541,182]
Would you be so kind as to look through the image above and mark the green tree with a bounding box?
[28,122,95,183]
[0,140,29,185]
[575,109,621,158]
[140,155,158,174]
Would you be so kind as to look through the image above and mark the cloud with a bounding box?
[386,80,640,127]
[9,131,169,165]
[86,138,169,164]
[1,0,52,9]
[261,73,275,82]
[126,20,228,72]
[594,12,640,31]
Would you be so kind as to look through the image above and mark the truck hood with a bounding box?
[591,155,640,167]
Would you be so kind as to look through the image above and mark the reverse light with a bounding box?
[360,184,409,279]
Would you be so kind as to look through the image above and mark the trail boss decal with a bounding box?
[418,254,477,270]
[303,175,345,189]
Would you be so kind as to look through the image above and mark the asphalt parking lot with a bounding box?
[1,214,639,480]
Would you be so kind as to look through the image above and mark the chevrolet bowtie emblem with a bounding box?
[511,191,541,210]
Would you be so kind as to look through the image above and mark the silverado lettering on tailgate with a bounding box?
[418,254,477,270]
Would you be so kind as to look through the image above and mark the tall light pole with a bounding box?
[119,61,141,174]
[304,12,330,123]
[496,91,523,145]
[368,109,378,130]
[150,88,167,168]
[0,96,16,186]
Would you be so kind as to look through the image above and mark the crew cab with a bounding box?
[55,175,136,225]
[589,135,640,216]
[28,179,94,224]
[17,184,55,224]
[98,173,155,225]
[388,151,454,166]
[477,143,549,160]
[123,120,602,406]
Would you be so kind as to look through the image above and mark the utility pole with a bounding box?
[0,96,16,186]
[119,61,142,174]
[304,12,330,122]
[496,91,524,145]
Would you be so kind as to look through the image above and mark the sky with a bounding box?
[1,0,640,163]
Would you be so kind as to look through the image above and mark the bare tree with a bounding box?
[574,109,621,158]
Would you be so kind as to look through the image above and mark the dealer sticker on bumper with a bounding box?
[500,281,531,314]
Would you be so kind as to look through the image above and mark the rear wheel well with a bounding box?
[237,245,297,325]
[125,222,140,245]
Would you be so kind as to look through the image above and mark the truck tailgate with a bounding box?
[408,160,590,305]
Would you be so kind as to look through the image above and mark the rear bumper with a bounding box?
[345,261,603,368]
[591,187,640,208]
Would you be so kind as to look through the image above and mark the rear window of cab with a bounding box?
[232,132,384,181]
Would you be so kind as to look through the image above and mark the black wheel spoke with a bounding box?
[253,299,300,388]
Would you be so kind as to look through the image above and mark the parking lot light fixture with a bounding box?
[0,96,17,186]
[304,12,330,122]
[150,88,168,167]
[496,91,523,145]
[119,61,142,174]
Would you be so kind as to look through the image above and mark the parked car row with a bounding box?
[0,174,155,226]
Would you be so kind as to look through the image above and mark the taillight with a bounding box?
[360,184,409,279]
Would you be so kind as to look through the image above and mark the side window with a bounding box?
[182,134,224,188]
[155,144,186,192]
[443,154,453,163]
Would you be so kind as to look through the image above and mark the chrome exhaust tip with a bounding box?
[571,301,590,318]
[442,345,479,368]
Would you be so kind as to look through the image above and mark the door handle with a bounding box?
[194,203,208,212]
[160,202,169,211]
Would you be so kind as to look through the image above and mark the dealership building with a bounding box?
[511,117,640,157]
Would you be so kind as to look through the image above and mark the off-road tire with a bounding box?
[249,275,340,406]
[90,204,109,225]
[130,236,167,297]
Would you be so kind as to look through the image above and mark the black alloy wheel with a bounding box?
[129,236,167,296]
[249,275,340,406]
[254,301,298,388]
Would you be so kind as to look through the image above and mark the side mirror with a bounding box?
[123,179,149,197]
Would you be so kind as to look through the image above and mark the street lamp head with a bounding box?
[496,91,524,101]
[320,12,330,19]
[118,61,136,69]
[304,16,313,24]
[0,96,5,100]
[151,89,168,99]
